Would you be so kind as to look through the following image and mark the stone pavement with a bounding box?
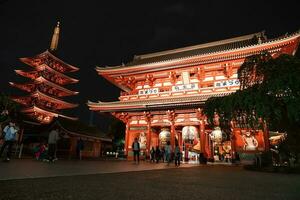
[0,163,299,200]
[0,158,198,180]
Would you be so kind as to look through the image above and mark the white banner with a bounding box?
[172,83,198,92]
[138,88,159,95]
[214,79,240,88]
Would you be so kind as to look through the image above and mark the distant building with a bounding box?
[21,119,112,159]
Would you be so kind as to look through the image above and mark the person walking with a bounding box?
[174,143,181,167]
[132,137,140,164]
[48,128,60,162]
[0,121,19,162]
[165,141,172,166]
[76,138,84,160]
[155,146,161,163]
[160,146,165,163]
[150,147,155,163]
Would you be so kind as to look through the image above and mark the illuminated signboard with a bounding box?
[233,130,265,152]
[138,88,159,95]
[214,79,240,88]
[172,83,198,92]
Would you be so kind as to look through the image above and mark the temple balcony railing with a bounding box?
[119,85,239,101]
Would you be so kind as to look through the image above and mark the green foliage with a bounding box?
[204,53,300,153]
[238,52,272,90]
[108,118,125,150]
[0,92,21,122]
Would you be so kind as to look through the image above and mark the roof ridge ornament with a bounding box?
[50,21,60,51]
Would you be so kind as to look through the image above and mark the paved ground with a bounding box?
[0,159,299,200]
[0,159,196,180]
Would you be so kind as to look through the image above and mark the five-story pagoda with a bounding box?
[10,22,79,124]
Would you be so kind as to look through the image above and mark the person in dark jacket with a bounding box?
[132,138,140,164]
[155,146,161,163]
[160,146,165,163]
[0,121,19,161]
[174,143,181,167]
[150,147,155,163]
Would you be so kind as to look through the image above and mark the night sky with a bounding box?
[0,0,299,131]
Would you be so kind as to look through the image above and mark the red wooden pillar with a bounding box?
[199,120,206,156]
[178,130,183,151]
[143,112,152,157]
[167,110,176,150]
[197,109,206,157]
[170,122,175,149]
[205,132,212,159]
[125,122,130,156]
[146,121,152,157]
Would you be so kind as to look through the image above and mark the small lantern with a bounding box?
[159,128,170,145]
[210,127,223,143]
[182,126,198,143]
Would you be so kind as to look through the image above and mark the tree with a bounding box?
[0,92,21,123]
[107,117,126,151]
[204,53,300,157]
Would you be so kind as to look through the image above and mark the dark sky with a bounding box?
[0,0,299,131]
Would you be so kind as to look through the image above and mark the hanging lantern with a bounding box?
[210,127,223,143]
[182,126,198,142]
[159,128,170,145]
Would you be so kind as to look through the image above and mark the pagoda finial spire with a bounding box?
[50,21,60,51]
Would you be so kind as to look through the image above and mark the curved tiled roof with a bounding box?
[20,50,79,73]
[35,77,79,96]
[10,90,78,110]
[88,92,233,112]
[22,105,78,121]
[97,30,300,72]
[9,78,78,97]
[15,68,79,85]
[127,32,264,66]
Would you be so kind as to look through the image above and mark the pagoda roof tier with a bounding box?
[22,105,77,124]
[88,92,233,112]
[20,50,79,73]
[9,77,78,97]
[15,68,79,85]
[11,90,78,110]
[96,31,300,91]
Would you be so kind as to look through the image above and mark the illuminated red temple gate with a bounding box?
[88,30,300,161]
[10,22,79,124]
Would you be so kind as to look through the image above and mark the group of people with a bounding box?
[33,128,84,162]
[1,114,85,163]
[150,146,164,163]
[33,127,61,162]
[0,114,63,163]
[33,141,47,161]
[132,138,182,167]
